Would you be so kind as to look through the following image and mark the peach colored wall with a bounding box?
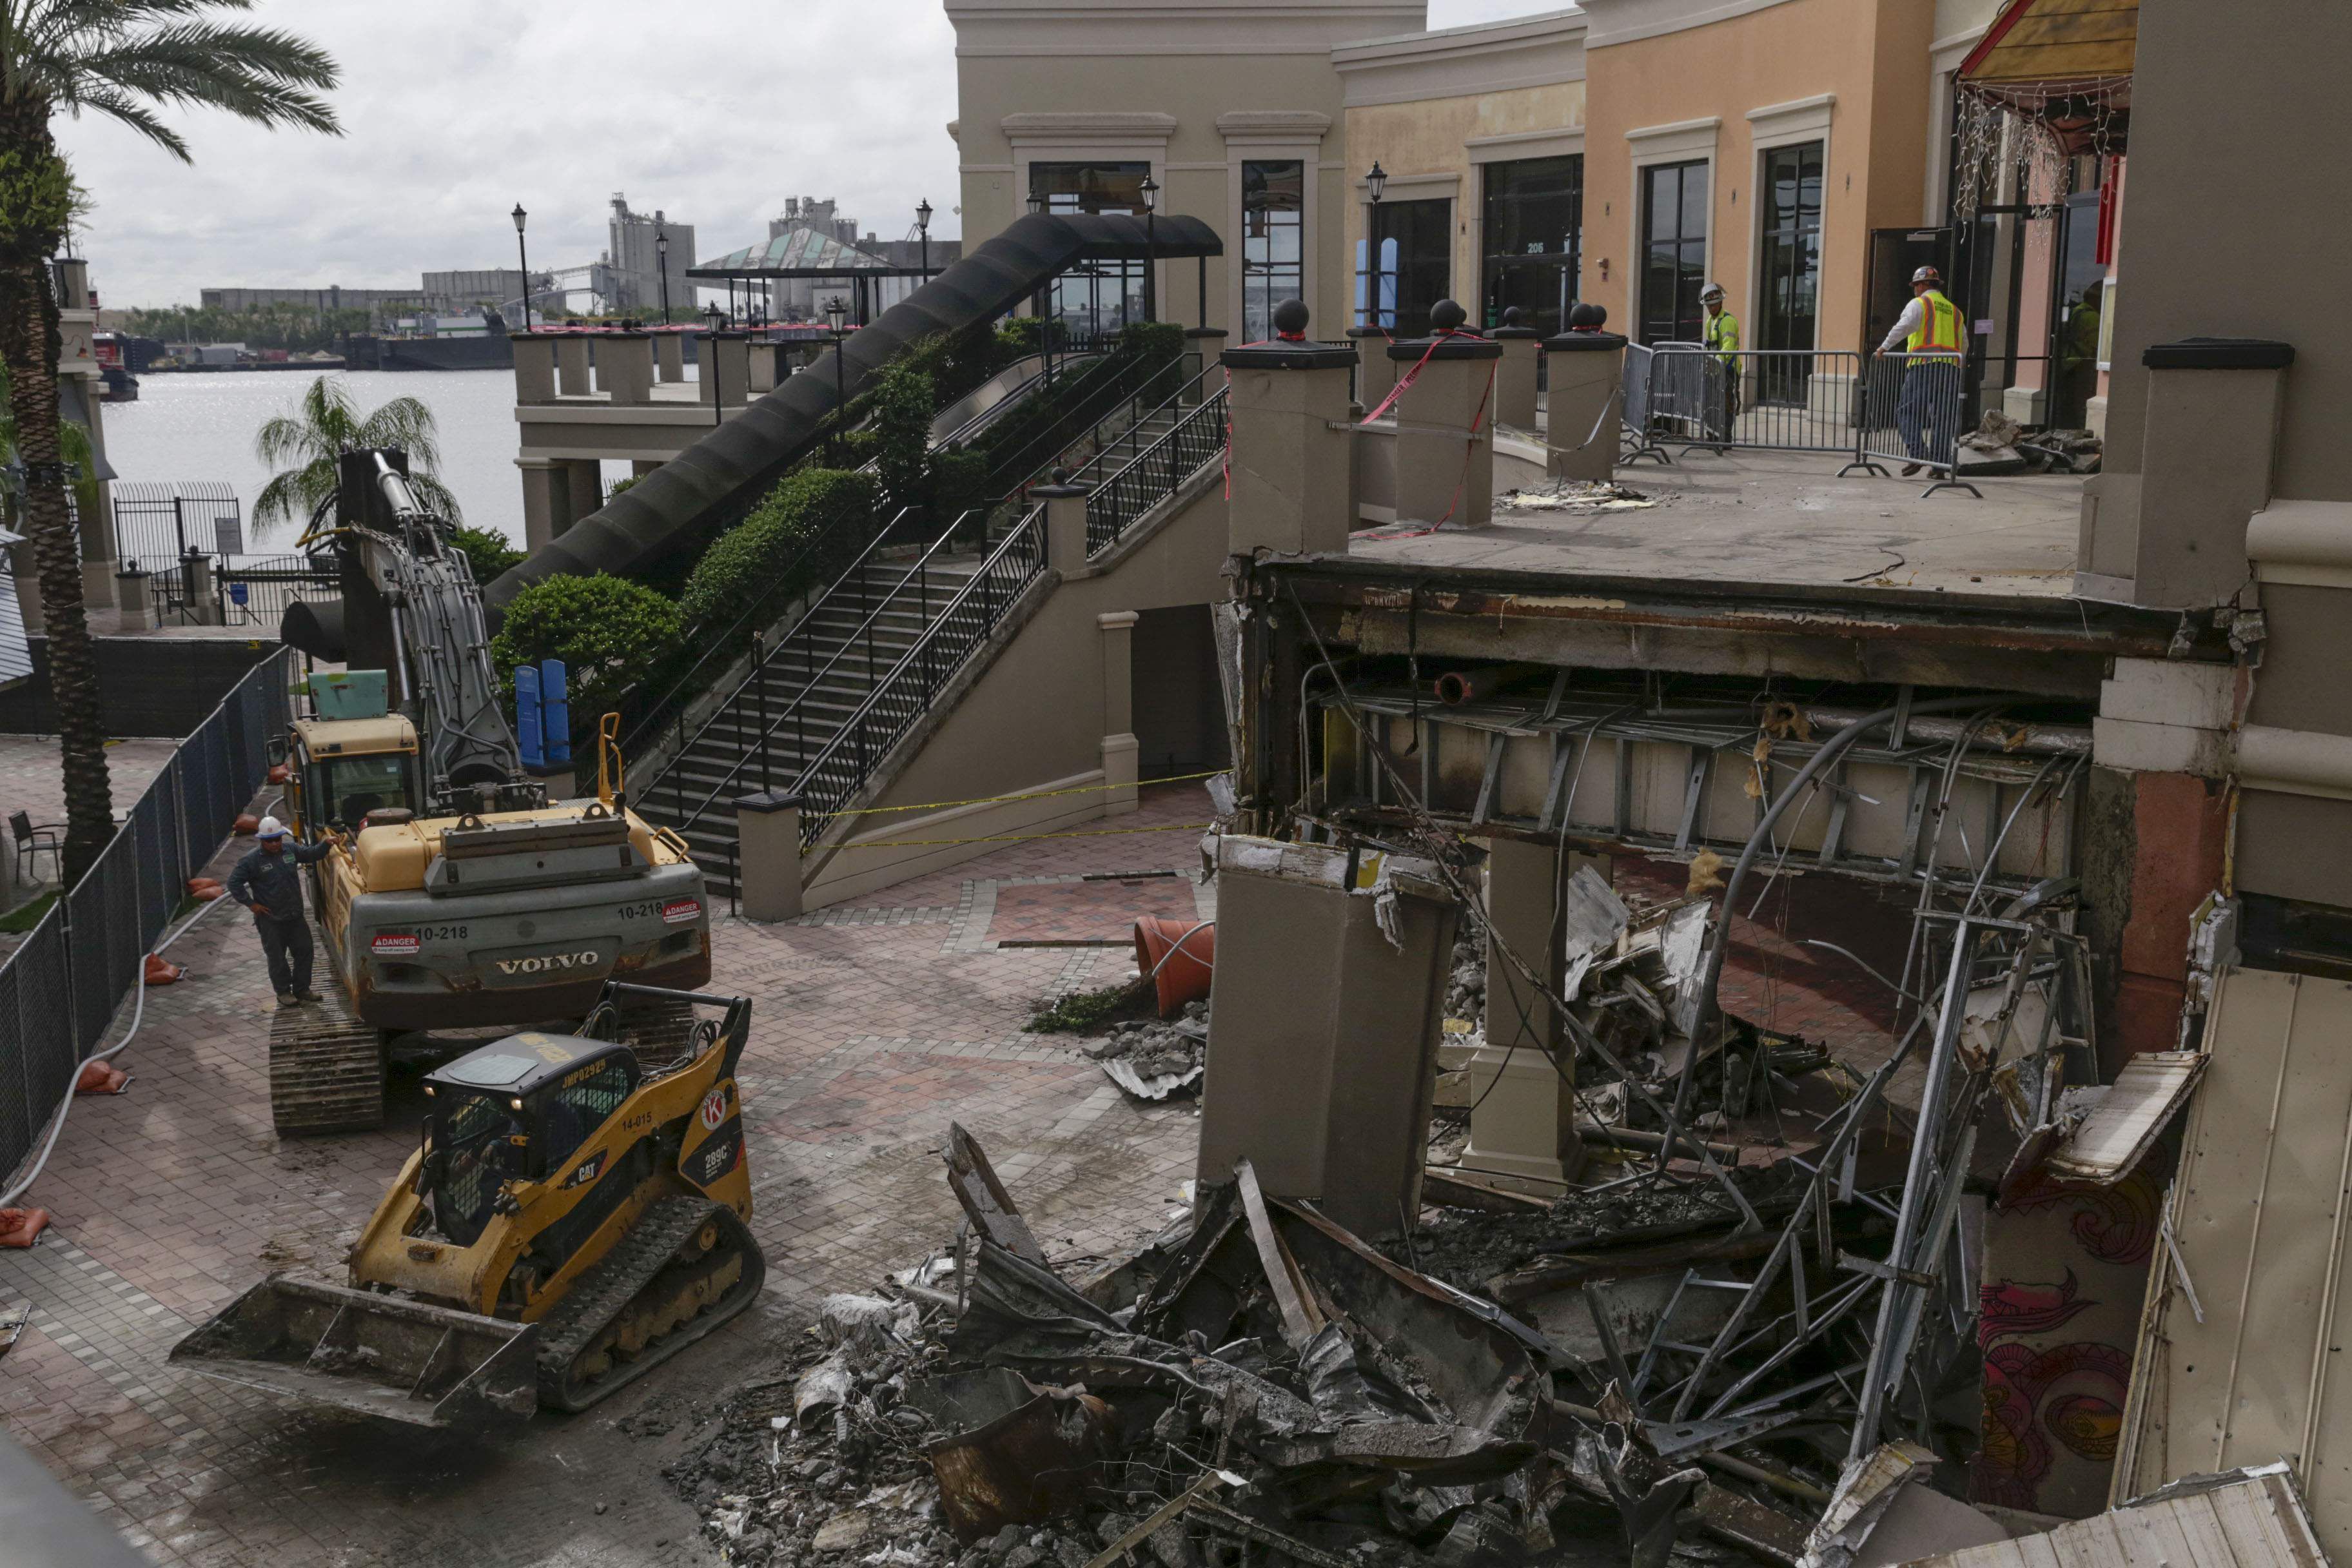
[1582,0,1936,353]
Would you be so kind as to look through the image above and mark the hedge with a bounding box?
[676,467,877,630]
[489,574,684,724]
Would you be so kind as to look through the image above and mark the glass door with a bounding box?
[1754,142,1823,404]
[1639,160,1709,345]
[1481,155,1582,336]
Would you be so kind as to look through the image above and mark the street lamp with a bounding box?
[1364,163,1387,331]
[511,203,531,331]
[703,302,726,426]
[916,199,933,281]
[1139,175,1159,324]
[825,297,852,460]
[656,225,671,323]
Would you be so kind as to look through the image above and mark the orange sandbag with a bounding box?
[267,763,291,784]
[144,954,183,986]
[1133,916,1215,1019]
[75,1059,129,1094]
[233,812,261,835]
[0,1209,50,1248]
[187,878,224,901]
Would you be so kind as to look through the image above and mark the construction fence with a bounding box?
[1631,345,1976,493]
[0,647,293,1183]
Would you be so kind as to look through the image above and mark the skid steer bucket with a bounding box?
[169,1276,540,1427]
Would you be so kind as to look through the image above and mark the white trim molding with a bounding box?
[1582,0,1801,50]
[1925,26,1988,223]
[1215,110,1332,142]
[1740,99,1832,353]
[1745,93,1834,143]
[1332,8,1586,108]
[1357,170,1461,193]
[1625,116,1721,159]
[1001,112,1177,141]
[1467,127,1586,164]
[2238,725,2352,804]
[2249,498,2352,590]
[948,0,1424,58]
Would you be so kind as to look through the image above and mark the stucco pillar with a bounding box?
[1389,302,1500,530]
[2121,338,2292,607]
[598,331,652,406]
[113,565,155,632]
[654,331,685,384]
[1491,307,1542,433]
[518,458,564,553]
[747,341,781,395]
[1182,328,1227,399]
[1220,302,1358,559]
[563,460,603,527]
[1348,326,1399,413]
[1544,315,1629,484]
[1464,838,1602,1190]
[734,790,804,922]
[555,336,592,398]
[703,332,750,409]
[1099,610,1139,818]
[1034,475,1090,576]
[512,335,557,404]
[180,552,219,625]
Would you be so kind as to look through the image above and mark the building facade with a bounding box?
[605,195,697,315]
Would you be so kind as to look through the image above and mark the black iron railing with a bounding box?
[1083,385,1230,554]
[788,506,1049,849]
[215,554,338,626]
[972,351,1195,505]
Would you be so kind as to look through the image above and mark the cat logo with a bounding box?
[561,1151,607,1190]
[495,950,600,977]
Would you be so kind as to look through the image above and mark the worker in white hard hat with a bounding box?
[1875,264,1965,476]
[1699,282,1740,446]
[224,815,336,1006]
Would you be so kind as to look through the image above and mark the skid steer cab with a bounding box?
[172,983,765,1426]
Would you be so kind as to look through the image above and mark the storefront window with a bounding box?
[1029,162,1150,338]
[1360,197,1451,337]
[1639,160,1710,346]
[1241,161,1305,344]
[1754,142,1823,402]
[1481,155,1582,335]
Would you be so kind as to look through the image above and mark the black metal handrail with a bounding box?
[1083,384,1230,554]
[1059,360,1222,493]
[974,350,1195,504]
[654,505,986,834]
[787,505,1050,849]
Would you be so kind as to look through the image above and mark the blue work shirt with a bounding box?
[224,839,334,922]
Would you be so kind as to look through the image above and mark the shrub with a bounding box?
[1118,318,1187,369]
[867,358,936,507]
[448,526,524,585]
[677,467,876,629]
[489,574,683,723]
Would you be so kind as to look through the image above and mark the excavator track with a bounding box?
[533,1195,765,1413]
[268,954,386,1135]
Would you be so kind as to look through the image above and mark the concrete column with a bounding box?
[2127,338,2292,607]
[563,460,603,526]
[655,331,685,384]
[1035,475,1090,576]
[747,342,781,395]
[1389,301,1500,530]
[1464,838,1603,1190]
[734,790,804,922]
[1099,610,1139,818]
[78,558,115,611]
[598,331,653,406]
[1348,327,1399,413]
[703,333,750,409]
[181,552,219,625]
[1544,315,1630,484]
[1182,328,1228,400]
[1221,302,1358,558]
[1491,306,1542,433]
[555,337,592,398]
[631,459,664,478]
[512,335,558,404]
[113,566,155,632]
[518,458,564,553]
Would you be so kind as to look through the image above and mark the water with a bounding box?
[97,368,630,554]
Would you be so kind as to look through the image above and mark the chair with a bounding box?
[10,810,63,885]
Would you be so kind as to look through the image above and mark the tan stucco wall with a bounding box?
[1581,0,1934,353]
[1340,81,1588,326]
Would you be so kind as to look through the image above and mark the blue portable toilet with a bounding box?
[514,663,544,770]
[542,660,571,765]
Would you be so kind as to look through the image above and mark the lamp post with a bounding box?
[916,199,933,282]
[703,302,725,426]
[1139,175,1160,325]
[511,203,531,331]
[1364,162,1387,331]
[656,225,671,323]
[826,297,849,462]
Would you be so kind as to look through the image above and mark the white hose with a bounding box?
[1138,919,1214,986]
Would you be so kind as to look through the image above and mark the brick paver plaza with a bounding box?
[0,772,1899,1565]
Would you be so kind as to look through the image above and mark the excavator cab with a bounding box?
[286,717,423,836]
[416,1034,642,1247]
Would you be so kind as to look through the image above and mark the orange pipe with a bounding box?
[1133,916,1215,1019]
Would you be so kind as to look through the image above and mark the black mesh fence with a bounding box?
[0,648,292,1184]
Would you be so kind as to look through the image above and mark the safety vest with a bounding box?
[1705,309,1740,364]
[1905,290,1962,358]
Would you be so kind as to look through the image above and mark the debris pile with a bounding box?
[1494,478,1658,515]
[1083,1001,1209,1101]
[1957,412,2101,476]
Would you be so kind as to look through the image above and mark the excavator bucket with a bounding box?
[169,1276,540,1427]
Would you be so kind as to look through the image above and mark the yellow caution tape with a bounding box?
[833,821,1213,852]
[827,769,1224,819]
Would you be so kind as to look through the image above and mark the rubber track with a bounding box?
[268,950,386,1135]
[533,1194,764,1412]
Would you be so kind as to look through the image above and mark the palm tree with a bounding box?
[1,1,339,880]
[254,375,460,534]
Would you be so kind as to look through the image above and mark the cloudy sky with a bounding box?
[61,0,1558,308]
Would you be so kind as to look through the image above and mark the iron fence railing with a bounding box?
[972,351,1196,505]
[1084,384,1230,554]
[1857,353,1976,495]
[787,507,1048,850]
[0,648,290,1182]
[215,554,339,626]
[1061,360,1221,494]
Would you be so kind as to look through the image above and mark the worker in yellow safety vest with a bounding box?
[1874,264,1965,476]
[1700,282,1739,445]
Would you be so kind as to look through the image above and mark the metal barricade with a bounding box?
[1857,352,1979,497]
[0,647,291,1182]
[1620,344,1669,465]
[1645,347,1873,458]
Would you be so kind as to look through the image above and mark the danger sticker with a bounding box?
[371,933,420,956]
[700,1088,728,1130]
[662,899,702,925]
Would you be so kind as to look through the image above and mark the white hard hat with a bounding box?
[1699,282,1725,302]
[255,815,288,840]
[1911,265,1942,285]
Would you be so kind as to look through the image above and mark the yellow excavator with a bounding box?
[271,449,711,1135]
[171,983,763,1423]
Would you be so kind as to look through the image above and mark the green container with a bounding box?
[313,669,389,720]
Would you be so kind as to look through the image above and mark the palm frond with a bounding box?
[251,464,328,531]
[407,471,464,527]
[53,81,191,157]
